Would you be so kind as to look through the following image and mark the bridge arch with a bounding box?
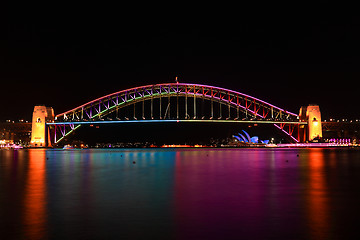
[56,83,298,121]
[49,83,301,144]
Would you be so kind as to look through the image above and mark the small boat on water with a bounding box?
[63,145,75,150]
[265,144,278,148]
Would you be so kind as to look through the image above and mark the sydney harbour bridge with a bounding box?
[30,83,322,147]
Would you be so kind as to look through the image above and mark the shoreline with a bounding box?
[12,144,359,150]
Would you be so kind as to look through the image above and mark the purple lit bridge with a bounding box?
[47,83,307,144]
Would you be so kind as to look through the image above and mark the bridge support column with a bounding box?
[299,104,322,142]
[177,94,179,119]
[30,106,55,147]
[193,94,196,119]
[185,94,188,119]
[159,96,162,119]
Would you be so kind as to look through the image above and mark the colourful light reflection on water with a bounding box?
[304,149,331,240]
[174,149,305,239]
[23,149,48,239]
[1,148,360,239]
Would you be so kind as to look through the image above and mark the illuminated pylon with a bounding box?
[30,106,54,147]
[299,104,322,142]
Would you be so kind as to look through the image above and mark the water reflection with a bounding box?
[174,149,304,239]
[44,149,176,239]
[174,149,338,239]
[305,149,330,240]
[24,149,48,239]
[1,148,360,239]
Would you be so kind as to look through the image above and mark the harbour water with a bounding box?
[1,148,360,239]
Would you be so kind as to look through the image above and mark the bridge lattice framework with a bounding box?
[48,83,305,144]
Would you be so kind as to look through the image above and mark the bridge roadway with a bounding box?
[47,119,307,125]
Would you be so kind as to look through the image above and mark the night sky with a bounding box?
[1,3,359,121]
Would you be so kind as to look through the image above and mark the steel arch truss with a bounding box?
[52,83,301,144]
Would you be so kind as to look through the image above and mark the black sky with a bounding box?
[1,3,360,121]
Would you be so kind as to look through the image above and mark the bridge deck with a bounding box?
[47,119,307,125]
